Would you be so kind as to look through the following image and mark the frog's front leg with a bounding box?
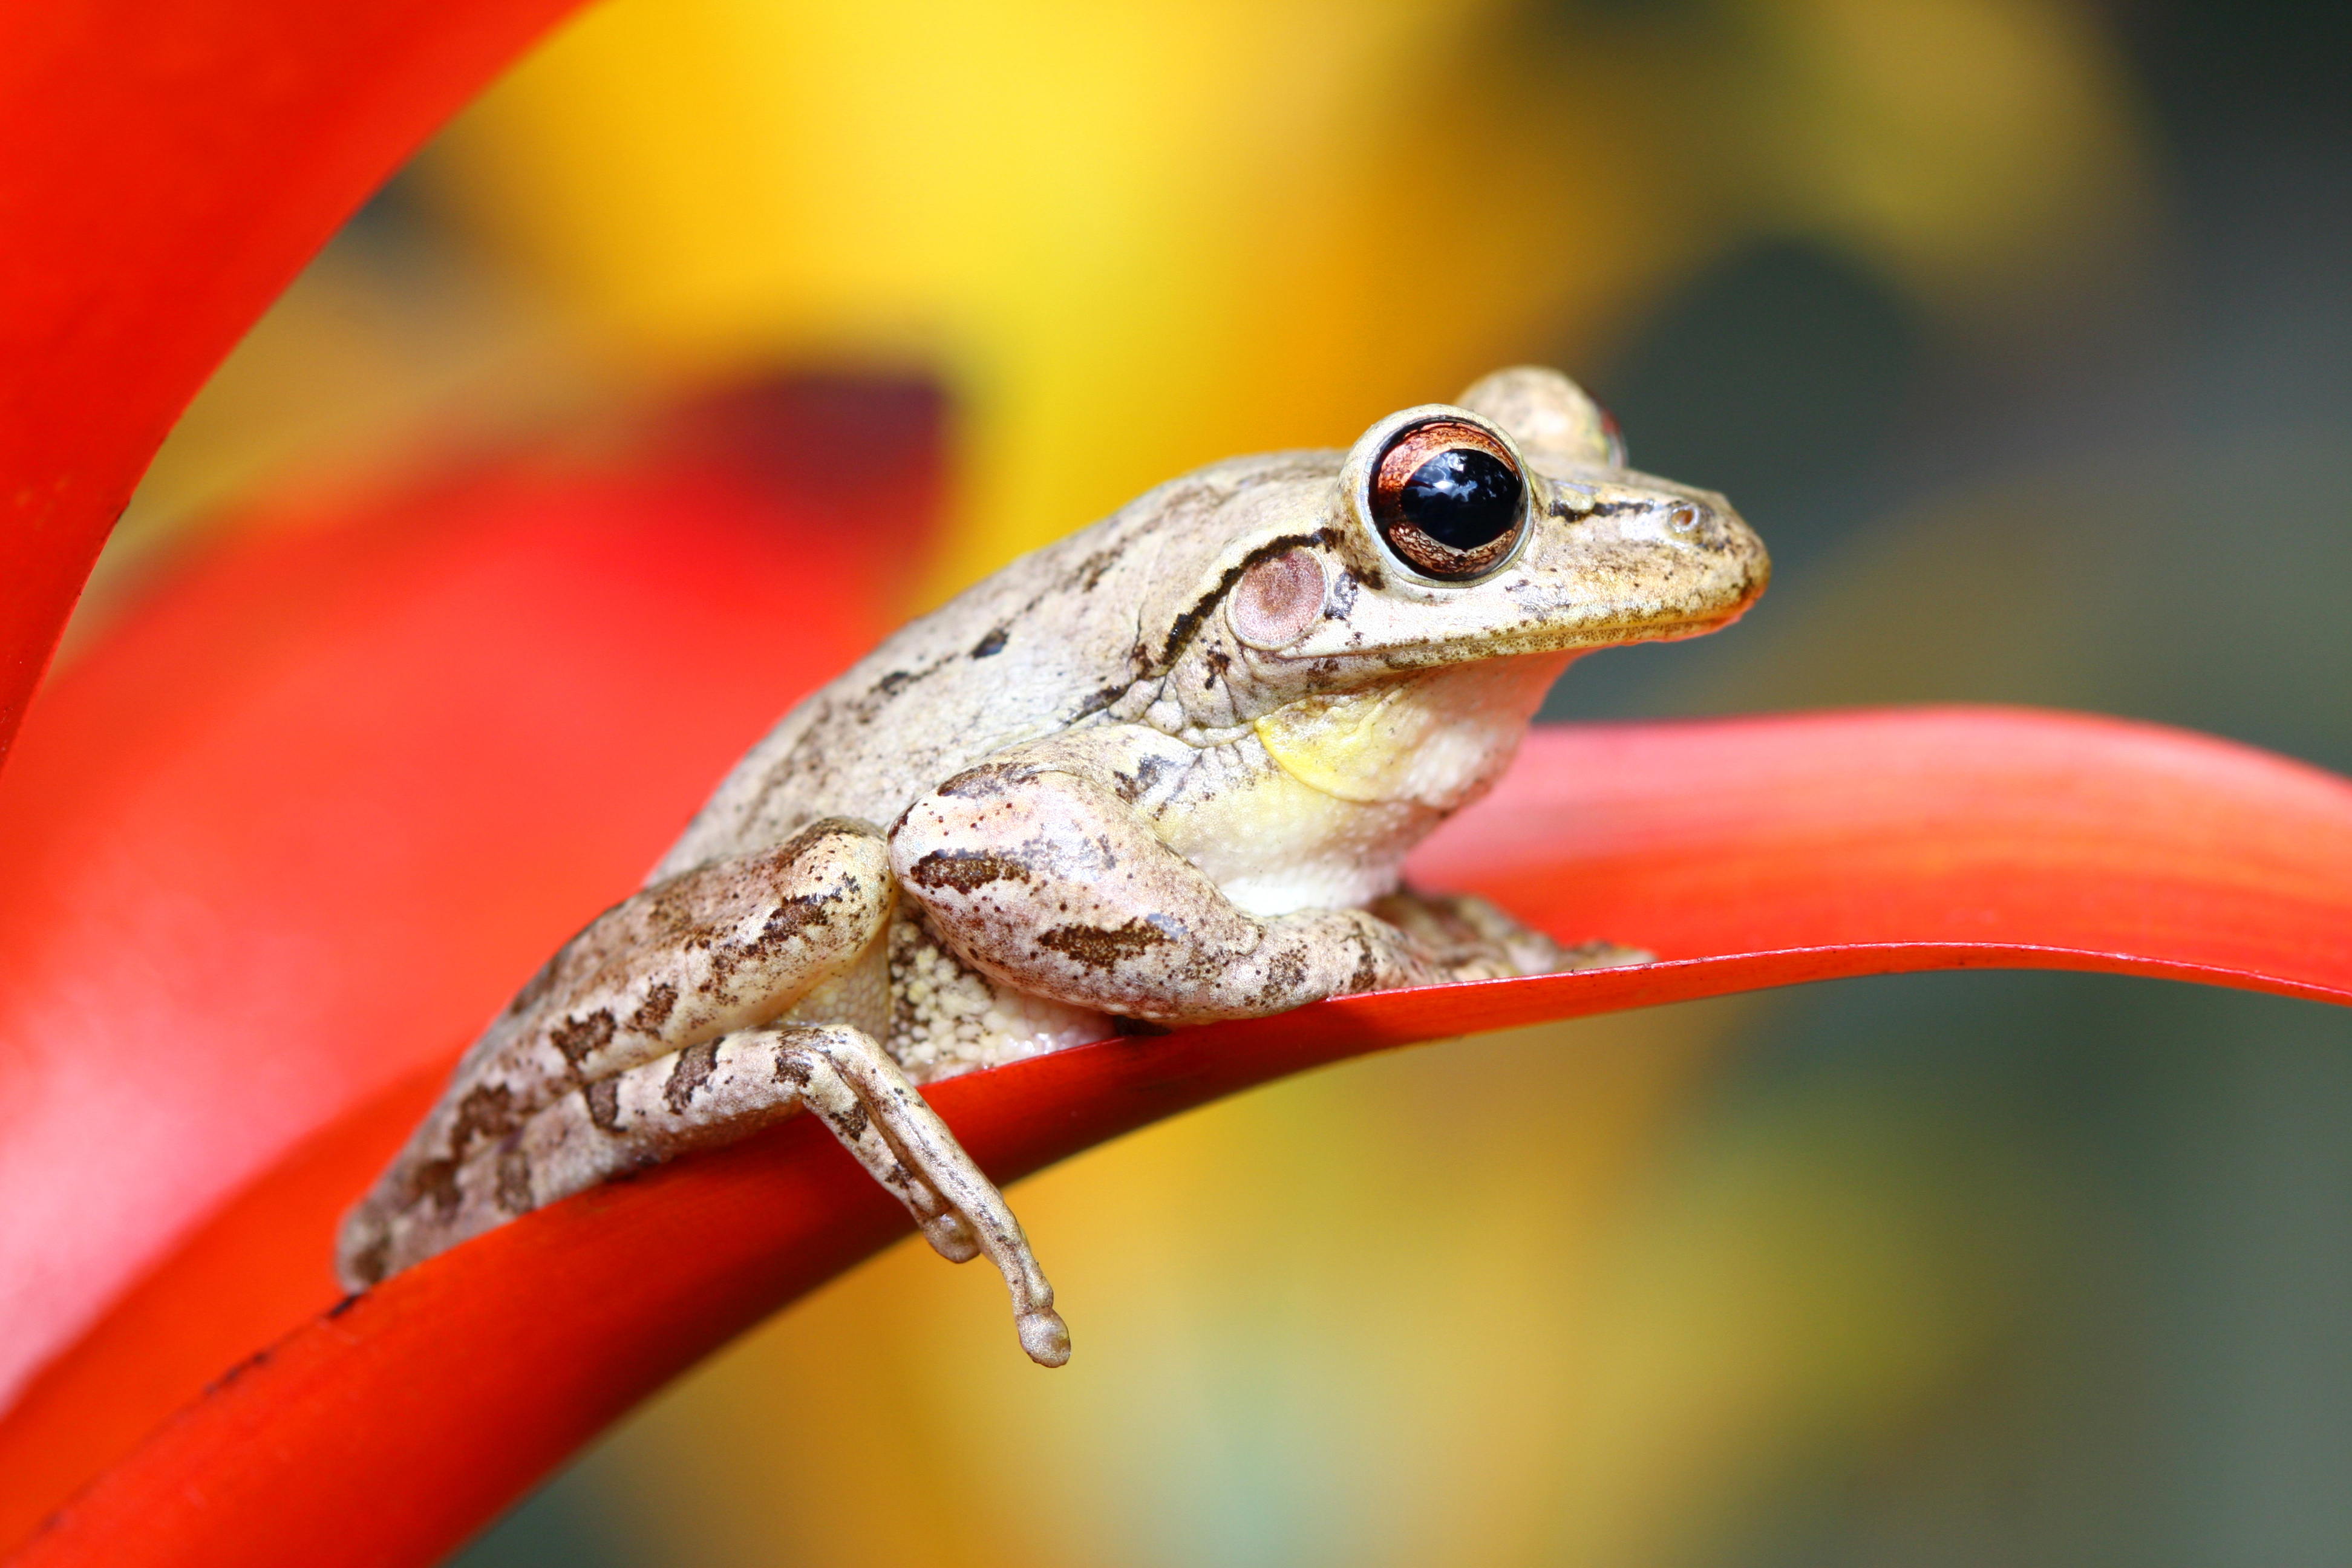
[338,817,1068,1365]
[892,734,1579,1026]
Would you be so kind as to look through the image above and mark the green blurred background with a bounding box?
[85,0,2352,1561]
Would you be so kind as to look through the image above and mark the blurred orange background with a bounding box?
[56,0,2352,1563]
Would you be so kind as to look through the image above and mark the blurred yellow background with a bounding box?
[90,0,2352,1563]
[408,0,2142,597]
[101,0,2143,612]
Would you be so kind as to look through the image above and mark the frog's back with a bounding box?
[652,451,1334,880]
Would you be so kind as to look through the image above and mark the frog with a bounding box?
[336,366,1768,1367]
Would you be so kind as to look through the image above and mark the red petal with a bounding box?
[1422,707,2352,995]
[0,410,939,1550]
[6,703,2347,1566]
[0,0,581,762]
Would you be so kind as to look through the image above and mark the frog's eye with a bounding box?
[1368,418,1527,581]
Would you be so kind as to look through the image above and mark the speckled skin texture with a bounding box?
[339,368,1768,1364]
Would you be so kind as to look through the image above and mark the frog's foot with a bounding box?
[1366,890,1652,981]
[1548,938,1654,972]
[508,1022,1068,1368]
[771,1025,1070,1366]
[782,1039,981,1266]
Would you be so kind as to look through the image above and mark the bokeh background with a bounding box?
[68,0,2352,1562]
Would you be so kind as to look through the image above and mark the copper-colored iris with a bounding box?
[1368,418,1526,580]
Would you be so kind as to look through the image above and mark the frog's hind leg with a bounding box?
[337,815,1068,1365]
[512,1021,1069,1366]
[338,817,898,1285]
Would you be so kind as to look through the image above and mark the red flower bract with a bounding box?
[7,678,2351,1567]
[0,379,947,1549]
[2,440,2345,1565]
[1,5,2347,1568]
[0,0,586,763]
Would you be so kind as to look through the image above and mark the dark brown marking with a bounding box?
[830,1100,871,1142]
[752,892,832,951]
[1325,567,1360,618]
[1065,679,1135,726]
[451,1082,518,1152]
[859,658,951,716]
[495,1147,535,1214]
[413,1157,462,1217]
[776,1055,814,1089]
[777,815,875,861]
[1063,540,1128,592]
[935,761,1023,800]
[345,1238,390,1289]
[549,1008,616,1070]
[1038,918,1171,970]
[584,1077,622,1132]
[905,848,1031,893]
[665,1040,721,1113]
[1110,752,1177,804]
[628,981,679,1035]
[969,625,1010,658]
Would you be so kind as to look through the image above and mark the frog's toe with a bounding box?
[1550,939,1653,972]
[921,1210,982,1263]
[1018,1308,1073,1368]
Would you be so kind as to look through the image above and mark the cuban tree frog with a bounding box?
[338,367,1768,1366]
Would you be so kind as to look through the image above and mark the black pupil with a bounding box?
[1399,448,1521,549]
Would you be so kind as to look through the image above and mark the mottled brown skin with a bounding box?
[339,368,1768,1365]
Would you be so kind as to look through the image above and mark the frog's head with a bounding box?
[1276,367,1766,671]
[1114,367,1765,745]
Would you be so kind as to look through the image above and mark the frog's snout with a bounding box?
[1657,493,1770,618]
[1647,494,1763,567]
[1523,480,1770,639]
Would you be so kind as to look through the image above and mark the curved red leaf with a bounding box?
[0,0,583,763]
[7,706,2347,1568]
[1422,706,2352,991]
[0,406,942,1547]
